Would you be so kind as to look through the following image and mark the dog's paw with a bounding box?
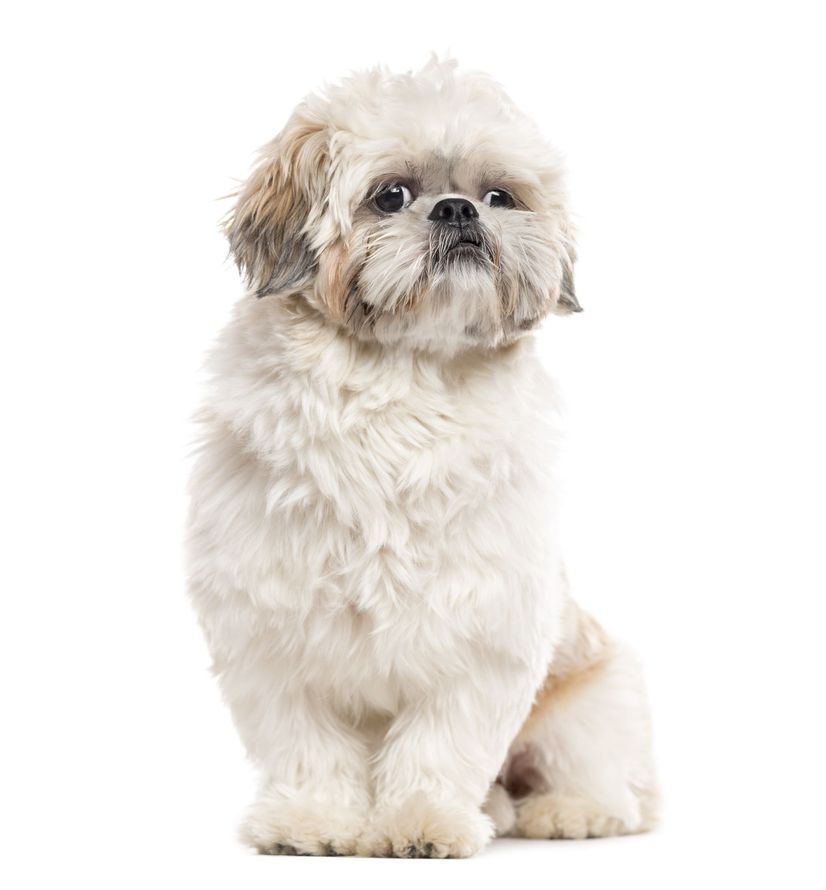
[241,793,365,856]
[357,793,493,858]
[515,793,632,839]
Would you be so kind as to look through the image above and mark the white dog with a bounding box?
[186,56,658,858]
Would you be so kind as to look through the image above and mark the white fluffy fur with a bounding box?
[186,56,657,858]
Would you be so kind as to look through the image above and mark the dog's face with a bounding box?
[227,58,579,353]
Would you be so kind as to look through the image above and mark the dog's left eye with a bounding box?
[375,184,414,213]
[482,189,516,209]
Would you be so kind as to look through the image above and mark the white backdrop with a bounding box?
[2,2,824,888]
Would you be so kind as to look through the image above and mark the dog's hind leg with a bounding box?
[502,599,659,839]
[483,781,516,836]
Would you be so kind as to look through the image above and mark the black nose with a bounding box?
[427,197,479,226]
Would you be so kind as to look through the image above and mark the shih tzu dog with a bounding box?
[186,56,658,858]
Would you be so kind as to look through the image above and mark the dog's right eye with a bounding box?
[375,184,413,213]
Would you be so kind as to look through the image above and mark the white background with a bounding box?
[2,1,824,887]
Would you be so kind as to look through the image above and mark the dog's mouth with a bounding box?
[448,243,484,261]
[432,226,491,267]
[448,233,483,252]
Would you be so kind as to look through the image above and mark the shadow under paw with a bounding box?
[260,841,343,856]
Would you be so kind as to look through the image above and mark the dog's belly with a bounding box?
[257,462,562,716]
[259,561,559,722]
[191,430,562,719]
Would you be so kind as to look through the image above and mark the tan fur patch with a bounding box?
[520,660,606,737]
[519,599,611,735]
[320,239,350,320]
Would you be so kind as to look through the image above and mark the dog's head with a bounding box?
[226,56,579,353]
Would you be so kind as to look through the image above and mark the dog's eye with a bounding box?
[482,189,516,209]
[375,184,414,213]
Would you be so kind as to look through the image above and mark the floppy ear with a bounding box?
[552,231,582,314]
[557,258,582,313]
[224,113,330,298]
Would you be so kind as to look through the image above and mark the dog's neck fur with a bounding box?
[306,289,534,374]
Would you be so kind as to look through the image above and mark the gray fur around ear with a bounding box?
[552,235,582,315]
[557,261,582,313]
[224,114,330,298]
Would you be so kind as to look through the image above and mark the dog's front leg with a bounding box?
[226,660,371,856]
[359,660,540,858]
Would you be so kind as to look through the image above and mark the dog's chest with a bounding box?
[196,338,562,700]
[256,353,556,606]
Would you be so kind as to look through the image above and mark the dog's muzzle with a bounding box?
[428,198,489,264]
